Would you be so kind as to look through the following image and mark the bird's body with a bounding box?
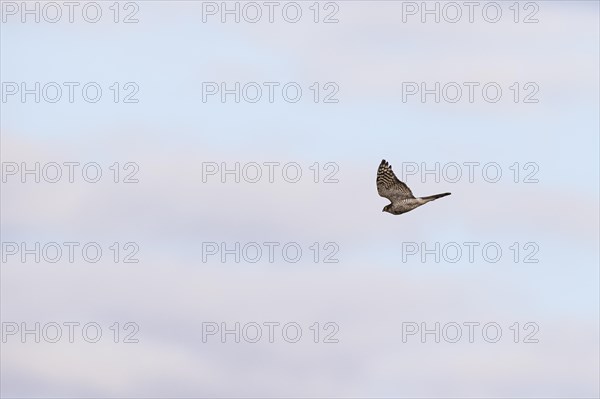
[377,159,450,215]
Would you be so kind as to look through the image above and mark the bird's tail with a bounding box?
[421,192,451,201]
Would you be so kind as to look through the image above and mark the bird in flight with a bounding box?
[377,159,451,215]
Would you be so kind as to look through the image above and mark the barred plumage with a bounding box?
[376,159,451,215]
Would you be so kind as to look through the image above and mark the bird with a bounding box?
[377,159,451,215]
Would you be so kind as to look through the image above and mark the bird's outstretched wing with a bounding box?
[376,159,414,201]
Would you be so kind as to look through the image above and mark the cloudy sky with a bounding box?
[1,1,599,397]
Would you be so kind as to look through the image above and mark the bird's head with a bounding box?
[382,204,391,213]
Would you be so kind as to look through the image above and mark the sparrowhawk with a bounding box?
[377,159,451,215]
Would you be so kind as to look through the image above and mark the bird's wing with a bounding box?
[376,159,414,201]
